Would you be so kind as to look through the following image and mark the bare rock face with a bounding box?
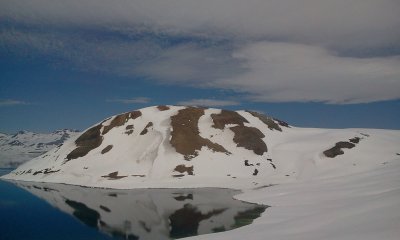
[66,124,103,161]
[170,107,229,160]
[211,110,267,155]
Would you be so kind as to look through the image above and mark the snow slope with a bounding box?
[189,159,400,240]
[0,129,80,167]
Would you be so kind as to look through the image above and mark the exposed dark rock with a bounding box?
[253,169,259,176]
[66,124,103,161]
[101,145,113,154]
[170,107,230,160]
[173,174,185,178]
[125,130,134,135]
[140,122,153,135]
[125,125,134,130]
[157,105,170,111]
[211,110,248,130]
[174,164,194,175]
[33,170,43,175]
[43,168,60,174]
[211,110,267,155]
[247,111,282,131]
[349,137,361,144]
[273,118,290,128]
[101,171,127,180]
[323,141,356,158]
[230,126,267,155]
[102,111,142,135]
[244,160,253,166]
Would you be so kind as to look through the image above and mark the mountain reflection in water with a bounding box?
[12,181,267,240]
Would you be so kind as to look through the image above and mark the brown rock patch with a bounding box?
[274,118,290,128]
[140,122,153,135]
[43,168,60,174]
[247,111,282,131]
[66,124,103,161]
[323,141,356,158]
[157,105,170,111]
[102,111,142,135]
[349,137,361,144]
[174,164,194,175]
[125,130,134,135]
[101,145,113,154]
[101,171,127,180]
[211,110,248,129]
[170,107,229,160]
[125,124,134,130]
[211,110,268,156]
[230,126,268,155]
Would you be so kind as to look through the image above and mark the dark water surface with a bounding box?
[0,169,267,240]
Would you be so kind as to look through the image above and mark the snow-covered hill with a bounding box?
[3,105,399,189]
[0,129,80,168]
[2,105,400,240]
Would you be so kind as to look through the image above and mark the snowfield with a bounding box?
[2,105,400,240]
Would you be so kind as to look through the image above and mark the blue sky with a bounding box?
[1,0,399,133]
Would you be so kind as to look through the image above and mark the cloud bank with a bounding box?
[1,0,399,104]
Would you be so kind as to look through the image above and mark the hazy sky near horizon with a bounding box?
[1,0,399,133]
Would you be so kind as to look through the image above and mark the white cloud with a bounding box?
[141,42,400,104]
[135,44,243,84]
[106,97,151,104]
[177,99,240,107]
[221,42,400,104]
[1,0,400,104]
[0,100,30,106]
[1,0,399,49]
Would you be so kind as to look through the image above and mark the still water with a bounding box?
[0,169,267,240]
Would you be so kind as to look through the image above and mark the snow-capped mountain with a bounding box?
[0,129,80,168]
[2,105,400,189]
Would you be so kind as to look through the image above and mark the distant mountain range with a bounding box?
[0,129,80,168]
[3,105,399,189]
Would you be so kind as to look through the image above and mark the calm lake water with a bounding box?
[0,169,267,240]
